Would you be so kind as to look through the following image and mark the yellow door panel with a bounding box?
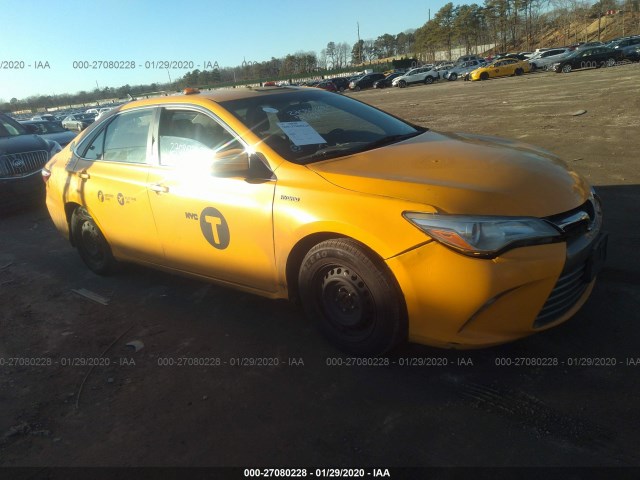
[147,170,277,292]
[71,159,163,263]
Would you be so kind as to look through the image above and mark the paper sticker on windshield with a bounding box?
[262,107,279,113]
[277,121,326,146]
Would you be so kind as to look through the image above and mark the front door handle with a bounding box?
[148,183,169,194]
[78,172,90,180]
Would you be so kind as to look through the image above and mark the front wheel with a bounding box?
[398,80,407,88]
[515,68,524,76]
[448,73,457,81]
[298,239,406,355]
[424,76,434,84]
[71,207,118,275]
[606,57,616,67]
[480,72,489,80]
[561,64,572,73]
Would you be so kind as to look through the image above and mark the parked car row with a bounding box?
[272,36,638,97]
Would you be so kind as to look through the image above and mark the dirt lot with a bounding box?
[1,64,640,475]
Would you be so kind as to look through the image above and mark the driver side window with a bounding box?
[158,109,243,167]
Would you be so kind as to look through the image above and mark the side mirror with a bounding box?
[211,150,274,181]
[211,149,250,176]
[25,124,38,134]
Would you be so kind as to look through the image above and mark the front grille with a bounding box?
[534,195,603,329]
[546,198,596,238]
[0,150,48,178]
[534,262,589,328]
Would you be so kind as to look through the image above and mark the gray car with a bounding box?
[391,66,439,87]
[443,59,487,81]
[527,48,572,71]
[62,113,95,132]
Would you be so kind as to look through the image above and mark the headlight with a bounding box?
[403,213,561,257]
[45,140,62,159]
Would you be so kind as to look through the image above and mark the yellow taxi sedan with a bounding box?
[42,87,606,355]
[469,58,532,80]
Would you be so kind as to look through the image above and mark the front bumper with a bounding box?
[0,171,46,211]
[386,200,605,348]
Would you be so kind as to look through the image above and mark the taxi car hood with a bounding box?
[308,130,591,217]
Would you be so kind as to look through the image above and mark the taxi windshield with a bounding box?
[220,89,424,164]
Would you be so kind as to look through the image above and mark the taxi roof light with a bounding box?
[183,87,200,95]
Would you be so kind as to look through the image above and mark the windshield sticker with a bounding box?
[282,104,331,122]
[262,107,279,114]
[277,121,326,146]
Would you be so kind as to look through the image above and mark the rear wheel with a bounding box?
[298,239,406,355]
[424,76,434,84]
[448,73,457,81]
[606,57,616,67]
[71,207,118,275]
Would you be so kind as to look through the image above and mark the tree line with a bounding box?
[3,0,638,113]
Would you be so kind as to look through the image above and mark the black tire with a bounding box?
[515,68,524,76]
[298,239,406,355]
[529,63,537,72]
[561,64,572,74]
[606,57,616,67]
[71,207,118,275]
[354,85,361,92]
[398,80,407,88]
[424,76,434,84]
[480,72,489,80]
[448,73,457,81]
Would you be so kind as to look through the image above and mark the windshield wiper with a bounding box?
[363,132,422,151]
[302,131,423,164]
[305,143,368,162]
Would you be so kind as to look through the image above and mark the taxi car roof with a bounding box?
[119,86,304,110]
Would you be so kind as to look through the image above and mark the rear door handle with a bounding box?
[78,172,90,180]
[148,183,169,194]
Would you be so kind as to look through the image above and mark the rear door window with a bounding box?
[102,109,153,164]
